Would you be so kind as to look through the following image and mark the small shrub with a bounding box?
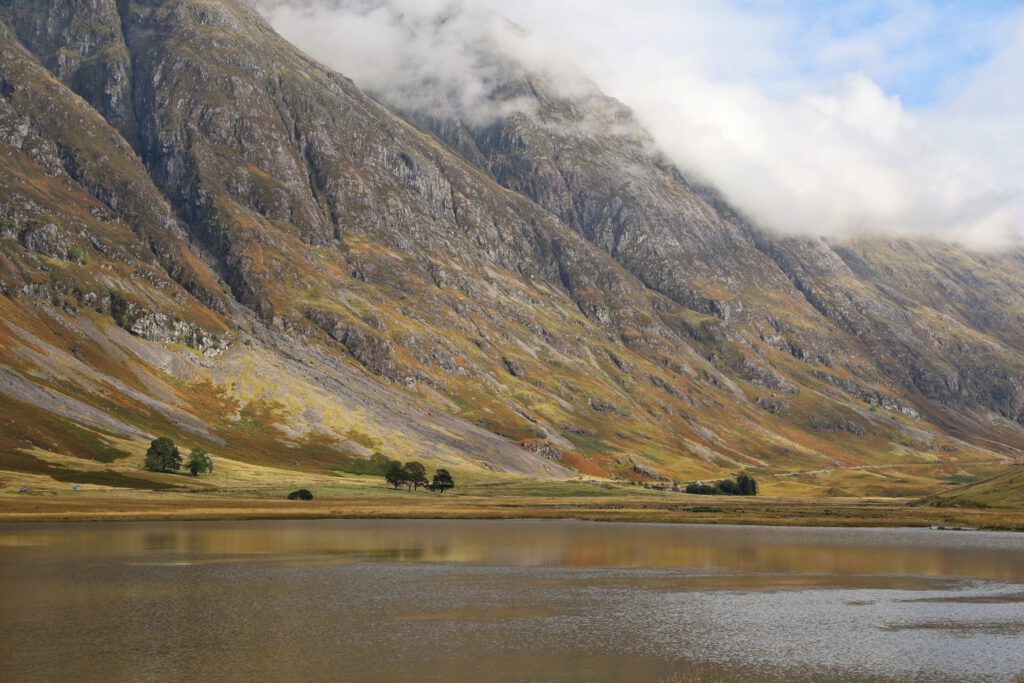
[67,245,86,264]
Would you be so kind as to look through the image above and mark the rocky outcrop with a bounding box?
[19,223,73,260]
[521,440,565,462]
[630,455,671,482]
[110,293,229,356]
[304,309,398,380]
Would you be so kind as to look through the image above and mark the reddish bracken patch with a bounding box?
[560,451,609,478]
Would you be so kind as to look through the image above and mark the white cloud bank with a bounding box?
[254,0,1024,250]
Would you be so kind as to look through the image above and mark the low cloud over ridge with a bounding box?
[253,0,1024,250]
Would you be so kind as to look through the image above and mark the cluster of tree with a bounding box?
[144,438,214,477]
[385,460,455,493]
[685,473,758,497]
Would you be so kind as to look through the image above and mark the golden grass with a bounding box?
[922,466,1024,510]
[3,483,1024,529]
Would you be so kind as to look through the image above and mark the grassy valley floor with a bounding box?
[4,445,1022,529]
[3,478,1024,530]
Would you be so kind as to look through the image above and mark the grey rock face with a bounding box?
[386,21,1024,438]
[19,223,69,259]
[109,293,230,355]
[1,0,138,145]
[305,309,398,380]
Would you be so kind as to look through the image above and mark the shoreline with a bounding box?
[3,490,1023,530]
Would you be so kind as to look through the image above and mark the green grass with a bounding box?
[468,479,657,498]
[922,466,1024,509]
[48,469,182,490]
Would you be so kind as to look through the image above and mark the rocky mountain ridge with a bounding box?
[0,0,1021,496]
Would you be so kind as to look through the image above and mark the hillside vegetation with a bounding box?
[921,467,1024,509]
[0,0,1021,499]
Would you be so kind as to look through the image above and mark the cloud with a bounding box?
[252,0,1024,250]
[251,0,593,126]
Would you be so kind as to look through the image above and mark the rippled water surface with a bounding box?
[2,519,1023,682]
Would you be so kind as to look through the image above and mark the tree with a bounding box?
[385,460,408,490]
[737,473,758,496]
[405,461,428,491]
[686,474,758,497]
[144,437,181,473]
[187,448,214,477]
[717,479,740,496]
[428,469,455,493]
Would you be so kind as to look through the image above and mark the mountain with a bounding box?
[0,0,1021,496]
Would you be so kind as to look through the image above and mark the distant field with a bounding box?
[919,466,1024,509]
[4,441,1022,528]
[4,477,1024,530]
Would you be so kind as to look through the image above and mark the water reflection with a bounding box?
[4,520,1024,581]
[1,520,1023,682]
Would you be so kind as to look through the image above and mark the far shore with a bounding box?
[3,484,1023,530]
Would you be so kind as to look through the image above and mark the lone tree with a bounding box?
[385,460,408,490]
[144,437,181,473]
[404,461,429,491]
[187,448,214,477]
[428,469,455,493]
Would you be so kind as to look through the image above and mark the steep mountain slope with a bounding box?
[0,2,582,482]
[756,235,1024,444]
[104,0,797,483]
[345,7,1024,465]
[0,0,1020,496]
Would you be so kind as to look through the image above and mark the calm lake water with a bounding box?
[2,519,1023,682]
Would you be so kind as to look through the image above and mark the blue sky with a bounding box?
[749,0,1023,106]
